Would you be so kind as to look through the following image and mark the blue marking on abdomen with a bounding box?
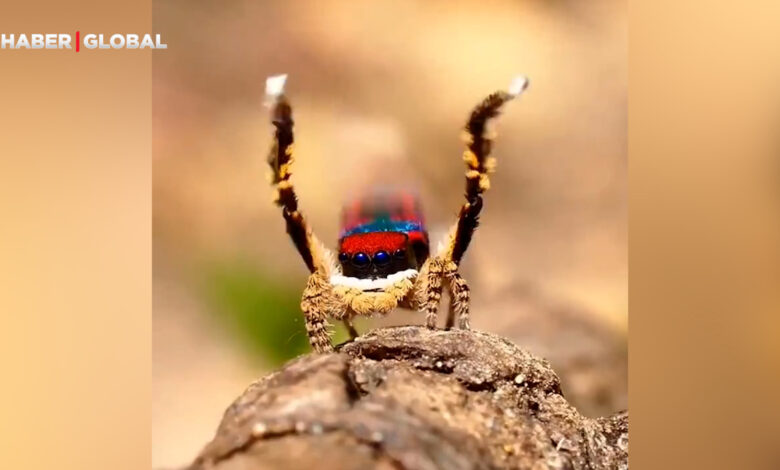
[341,220,424,238]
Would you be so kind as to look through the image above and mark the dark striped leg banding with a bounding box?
[266,74,317,273]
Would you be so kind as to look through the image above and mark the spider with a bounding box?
[265,73,528,352]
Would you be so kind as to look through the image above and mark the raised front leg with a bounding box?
[445,76,528,266]
[266,74,326,274]
[300,273,340,353]
[431,77,527,331]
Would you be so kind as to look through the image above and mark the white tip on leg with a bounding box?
[265,74,288,98]
[508,75,529,97]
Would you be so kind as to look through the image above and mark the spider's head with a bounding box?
[337,232,418,280]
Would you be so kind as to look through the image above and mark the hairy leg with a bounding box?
[431,77,527,331]
[267,75,340,350]
[415,257,445,329]
[446,76,528,266]
[266,74,325,273]
[300,273,340,353]
[446,269,471,330]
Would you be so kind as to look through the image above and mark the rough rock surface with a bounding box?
[187,326,628,470]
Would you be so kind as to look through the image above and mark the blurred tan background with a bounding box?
[152,0,626,467]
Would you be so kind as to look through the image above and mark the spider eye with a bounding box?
[352,252,370,268]
[394,249,406,259]
[338,252,350,263]
[373,250,390,266]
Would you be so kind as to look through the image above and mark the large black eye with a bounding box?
[338,252,350,263]
[373,251,390,266]
[352,252,370,268]
[394,249,406,259]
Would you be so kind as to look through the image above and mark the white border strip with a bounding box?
[330,269,418,291]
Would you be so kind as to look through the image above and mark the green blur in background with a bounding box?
[203,259,349,364]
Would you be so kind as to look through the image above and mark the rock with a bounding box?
[187,326,627,470]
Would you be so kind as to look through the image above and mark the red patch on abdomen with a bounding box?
[406,231,428,246]
[340,232,408,255]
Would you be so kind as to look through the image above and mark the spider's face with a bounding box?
[337,232,417,280]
